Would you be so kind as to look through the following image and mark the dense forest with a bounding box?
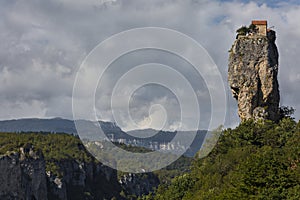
[141,117,300,200]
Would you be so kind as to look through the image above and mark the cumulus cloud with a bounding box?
[0,0,300,131]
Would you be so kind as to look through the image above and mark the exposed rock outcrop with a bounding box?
[119,173,160,197]
[0,145,122,200]
[47,160,121,200]
[228,30,280,121]
[0,145,47,200]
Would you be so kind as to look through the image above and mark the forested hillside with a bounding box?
[142,118,300,200]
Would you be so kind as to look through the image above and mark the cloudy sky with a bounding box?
[1,0,300,131]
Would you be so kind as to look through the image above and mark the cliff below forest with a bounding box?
[0,133,190,200]
[0,148,47,200]
[0,143,122,200]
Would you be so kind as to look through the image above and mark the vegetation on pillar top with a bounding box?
[236,24,257,37]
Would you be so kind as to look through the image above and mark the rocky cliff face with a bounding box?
[0,146,47,200]
[0,144,162,200]
[47,160,121,200]
[119,173,160,197]
[228,30,280,121]
[0,145,122,200]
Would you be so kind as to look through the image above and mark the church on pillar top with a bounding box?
[251,20,267,36]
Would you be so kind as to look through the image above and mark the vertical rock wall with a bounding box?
[228,30,280,121]
[0,149,48,200]
[0,146,122,200]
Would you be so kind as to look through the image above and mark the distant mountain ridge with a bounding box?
[0,118,121,134]
[0,118,77,134]
[0,118,208,157]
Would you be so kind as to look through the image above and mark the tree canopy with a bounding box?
[142,118,300,200]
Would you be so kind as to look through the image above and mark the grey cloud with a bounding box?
[0,0,300,130]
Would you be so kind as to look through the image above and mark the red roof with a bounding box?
[252,20,267,25]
